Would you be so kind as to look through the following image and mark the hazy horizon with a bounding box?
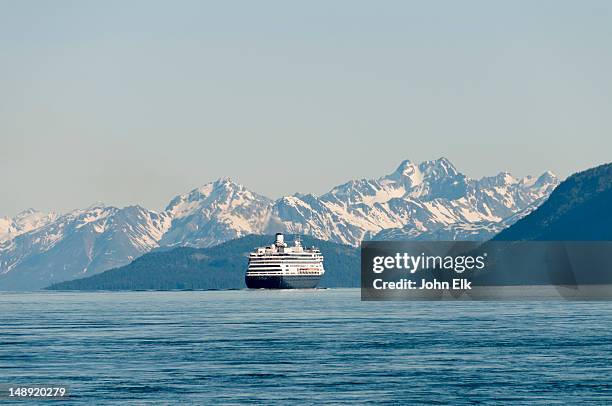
[2,1,611,216]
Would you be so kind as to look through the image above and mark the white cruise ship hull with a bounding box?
[245,274,322,289]
[246,234,324,289]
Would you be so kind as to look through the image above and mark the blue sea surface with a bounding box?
[1,289,611,404]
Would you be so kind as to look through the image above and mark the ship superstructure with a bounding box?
[245,233,325,289]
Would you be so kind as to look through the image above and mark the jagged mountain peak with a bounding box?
[535,170,557,184]
[387,159,422,185]
[0,202,172,289]
[212,176,242,189]
[0,158,563,290]
[495,163,612,241]
[324,158,464,203]
[385,157,461,187]
[37,204,167,235]
[420,156,458,174]
[0,208,59,243]
[393,158,415,172]
[14,208,40,217]
[166,177,272,219]
[159,178,274,248]
[485,171,518,186]
[7,207,54,219]
[190,177,241,197]
[190,177,260,197]
[177,177,244,197]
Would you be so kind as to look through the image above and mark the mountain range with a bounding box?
[47,235,359,291]
[47,162,612,291]
[0,209,58,242]
[0,157,559,290]
[495,162,612,241]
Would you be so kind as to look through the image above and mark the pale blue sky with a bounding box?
[2,1,611,215]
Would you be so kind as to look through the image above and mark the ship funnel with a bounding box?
[275,233,284,245]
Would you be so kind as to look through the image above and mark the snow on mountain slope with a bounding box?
[271,158,559,245]
[0,205,170,290]
[160,178,273,248]
[375,197,547,242]
[0,157,559,290]
[0,209,58,242]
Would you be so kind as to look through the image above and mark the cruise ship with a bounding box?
[245,233,325,289]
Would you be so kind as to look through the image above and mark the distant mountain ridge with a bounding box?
[46,235,359,291]
[48,160,612,291]
[274,158,557,244]
[0,158,559,290]
[0,209,58,242]
[494,162,612,241]
[161,178,274,248]
[0,205,171,290]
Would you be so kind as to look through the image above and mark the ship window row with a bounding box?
[249,263,322,267]
[247,272,321,275]
[249,264,322,268]
[250,257,321,260]
[248,265,282,269]
[250,265,322,268]
[251,253,320,257]
[250,256,322,260]
[247,271,322,275]
[249,260,322,263]
[249,258,321,262]
[250,255,320,257]
[250,259,321,262]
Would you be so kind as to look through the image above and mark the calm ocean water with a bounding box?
[1,289,611,405]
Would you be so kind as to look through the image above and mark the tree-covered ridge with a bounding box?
[494,163,612,241]
[46,235,359,291]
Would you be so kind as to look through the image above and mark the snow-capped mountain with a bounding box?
[160,178,273,248]
[373,165,558,242]
[0,209,58,242]
[272,158,558,245]
[0,205,170,290]
[0,158,559,290]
